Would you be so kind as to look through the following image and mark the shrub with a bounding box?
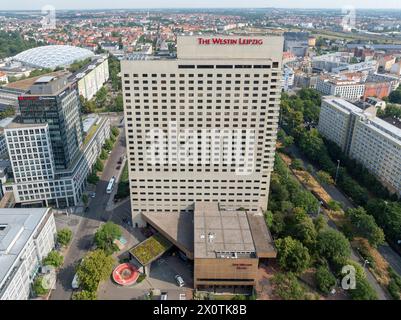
[388,280,401,300]
[72,290,97,300]
[43,250,64,268]
[315,265,336,294]
[33,276,49,296]
[272,273,306,300]
[57,228,72,246]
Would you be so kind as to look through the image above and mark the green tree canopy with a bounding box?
[316,229,351,265]
[276,236,311,274]
[345,207,385,247]
[272,272,306,300]
[94,222,122,255]
[43,250,64,268]
[76,250,114,292]
[315,265,336,294]
[57,228,72,247]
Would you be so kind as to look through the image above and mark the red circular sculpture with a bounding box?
[112,263,139,286]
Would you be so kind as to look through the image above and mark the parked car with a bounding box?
[174,275,185,287]
[161,292,168,300]
[116,165,121,170]
[90,192,96,198]
[72,273,80,289]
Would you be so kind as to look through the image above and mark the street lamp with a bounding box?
[335,160,341,184]
[317,201,324,216]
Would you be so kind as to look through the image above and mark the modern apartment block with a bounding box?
[0,208,56,300]
[17,76,83,170]
[318,97,401,196]
[2,76,110,208]
[122,35,283,226]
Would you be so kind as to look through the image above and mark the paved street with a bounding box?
[51,121,127,300]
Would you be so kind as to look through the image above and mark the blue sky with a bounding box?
[2,0,401,10]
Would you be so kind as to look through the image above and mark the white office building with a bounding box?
[318,97,401,196]
[3,116,110,207]
[0,208,56,300]
[316,75,365,101]
[122,35,283,226]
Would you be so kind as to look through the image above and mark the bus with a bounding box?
[106,176,116,194]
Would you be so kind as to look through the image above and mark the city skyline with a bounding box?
[2,0,401,10]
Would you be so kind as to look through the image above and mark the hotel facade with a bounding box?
[122,35,283,226]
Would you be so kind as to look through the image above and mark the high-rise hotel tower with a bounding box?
[122,35,283,226]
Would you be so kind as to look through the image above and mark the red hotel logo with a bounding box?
[198,38,263,45]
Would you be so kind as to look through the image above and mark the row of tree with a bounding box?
[280,89,401,246]
[268,155,377,300]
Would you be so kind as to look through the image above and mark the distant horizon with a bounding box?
[3,7,401,11]
[1,0,401,11]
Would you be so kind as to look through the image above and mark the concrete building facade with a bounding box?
[318,97,401,196]
[122,35,283,226]
[0,208,56,300]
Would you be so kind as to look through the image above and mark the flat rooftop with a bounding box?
[0,208,50,287]
[5,71,67,92]
[194,202,253,259]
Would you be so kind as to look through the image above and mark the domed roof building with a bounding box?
[13,45,94,69]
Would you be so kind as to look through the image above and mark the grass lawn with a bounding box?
[129,234,172,266]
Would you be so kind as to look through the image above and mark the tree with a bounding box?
[316,229,351,265]
[291,158,304,170]
[94,158,104,172]
[264,210,273,228]
[94,222,122,255]
[57,228,72,246]
[95,86,108,107]
[111,127,119,137]
[349,274,378,300]
[87,172,100,185]
[388,89,401,104]
[287,215,318,249]
[283,135,294,148]
[72,290,97,300]
[366,199,401,243]
[275,237,311,274]
[100,148,108,160]
[317,170,334,185]
[272,272,306,300]
[315,265,336,294]
[43,250,64,268]
[345,207,385,247]
[33,276,49,296]
[82,194,88,206]
[314,215,327,233]
[104,139,113,151]
[327,200,342,211]
[76,250,114,292]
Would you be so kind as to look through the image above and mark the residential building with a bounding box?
[122,35,283,227]
[68,55,110,101]
[282,66,294,91]
[318,97,401,196]
[0,208,56,300]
